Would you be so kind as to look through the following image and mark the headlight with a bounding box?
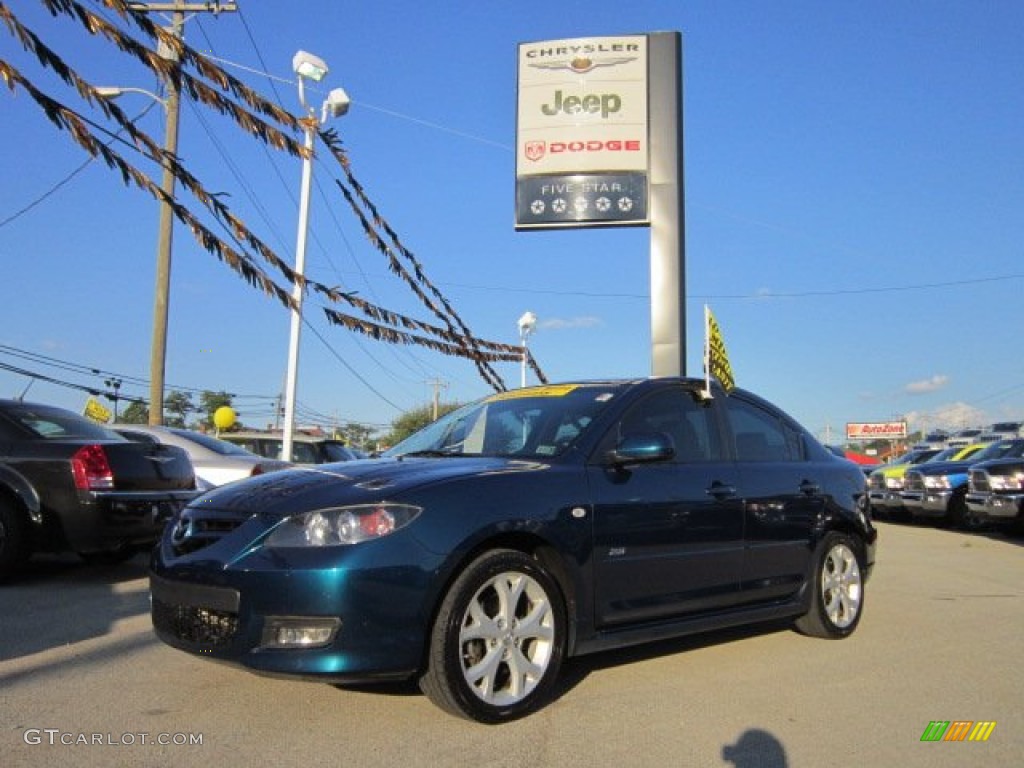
[264,503,422,547]
[989,474,1024,491]
[924,476,951,490]
[885,476,904,490]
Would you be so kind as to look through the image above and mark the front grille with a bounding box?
[867,474,884,490]
[152,598,239,647]
[170,509,248,556]
[903,471,925,492]
[969,470,991,493]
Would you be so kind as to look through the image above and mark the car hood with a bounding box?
[872,463,911,478]
[910,459,972,476]
[186,456,548,518]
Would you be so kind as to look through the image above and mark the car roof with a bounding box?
[223,431,343,444]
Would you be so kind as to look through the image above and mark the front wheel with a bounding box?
[420,549,565,723]
[795,533,865,639]
[947,492,985,532]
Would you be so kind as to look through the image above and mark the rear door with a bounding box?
[589,385,744,626]
[723,394,823,605]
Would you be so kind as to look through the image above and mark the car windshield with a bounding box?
[974,439,1024,462]
[385,383,624,459]
[4,403,123,441]
[168,428,259,456]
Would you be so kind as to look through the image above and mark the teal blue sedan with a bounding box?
[150,378,876,722]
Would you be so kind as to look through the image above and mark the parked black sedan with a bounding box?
[0,399,198,580]
[150,379,876,722]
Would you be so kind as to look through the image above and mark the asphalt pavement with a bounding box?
[1,521,1021,767]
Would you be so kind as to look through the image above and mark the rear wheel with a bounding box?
[0,499,31,581]
[795,533,864,639]
[420,549,565,723]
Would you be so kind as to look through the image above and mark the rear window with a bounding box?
[166,428,258,456]
[322,442,357,461]
[2,403,123,441]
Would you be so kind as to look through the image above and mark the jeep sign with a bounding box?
[516,35,649,228]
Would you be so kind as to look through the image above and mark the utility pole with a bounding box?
[129,2,237,425]
[427,379,448,421]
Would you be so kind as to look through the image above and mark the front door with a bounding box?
[589,386,744,627]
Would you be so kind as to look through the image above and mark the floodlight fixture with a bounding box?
[292,50,329,82]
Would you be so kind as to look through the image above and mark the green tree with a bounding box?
[336,421,376,450]
[119,399,149,424]
[163,390,194,428]
[198,390,234,430]
[385,402,462,447]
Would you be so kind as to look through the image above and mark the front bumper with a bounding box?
[149,518,443,682]
[973,493,1024,521]
[868,490,904,511]
[906,489,954,519]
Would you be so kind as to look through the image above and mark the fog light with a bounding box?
[261,617,341,649]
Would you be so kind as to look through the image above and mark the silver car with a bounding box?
[113,425,291,491]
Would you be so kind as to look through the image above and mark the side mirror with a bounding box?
[606,432,675,466]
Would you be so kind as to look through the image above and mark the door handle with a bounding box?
[706,481,737,499]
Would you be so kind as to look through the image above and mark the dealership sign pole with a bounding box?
[515,32,686,376]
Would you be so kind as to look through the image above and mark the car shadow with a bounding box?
[876,517,1024,548]
[554,618,795,700]
[0,551,152,662]
[333,619,796,708]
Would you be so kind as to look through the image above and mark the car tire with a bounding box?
[420,548,566,723]
[946,491,984,532]
[0,499,31,581]
[795,532,864,639]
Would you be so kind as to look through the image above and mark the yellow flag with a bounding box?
[705,306,735,394]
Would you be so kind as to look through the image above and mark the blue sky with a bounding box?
[1,0,1022,440]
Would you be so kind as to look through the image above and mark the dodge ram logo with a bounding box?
[525,141,546,161]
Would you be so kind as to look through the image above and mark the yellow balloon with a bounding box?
[213,406,237,430]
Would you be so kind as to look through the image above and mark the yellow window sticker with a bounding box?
[488,384,580,401]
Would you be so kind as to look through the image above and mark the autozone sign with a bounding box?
[846,421,908,440]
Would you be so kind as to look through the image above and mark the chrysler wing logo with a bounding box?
[525,141,546,161]
[529,56,636,74]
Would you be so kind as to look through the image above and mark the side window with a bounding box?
[597,387,722,462]
[291,443,318,464]
[726,397,805,462]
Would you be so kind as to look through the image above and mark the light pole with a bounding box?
[104,377,123,420]
[281,50,350,462]
[517,311,537,388]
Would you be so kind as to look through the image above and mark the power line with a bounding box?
[0,102,159,230]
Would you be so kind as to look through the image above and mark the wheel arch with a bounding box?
[0,465,42,524]
[418,530,579,673]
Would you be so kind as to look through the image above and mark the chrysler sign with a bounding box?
[516,35,650,228]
